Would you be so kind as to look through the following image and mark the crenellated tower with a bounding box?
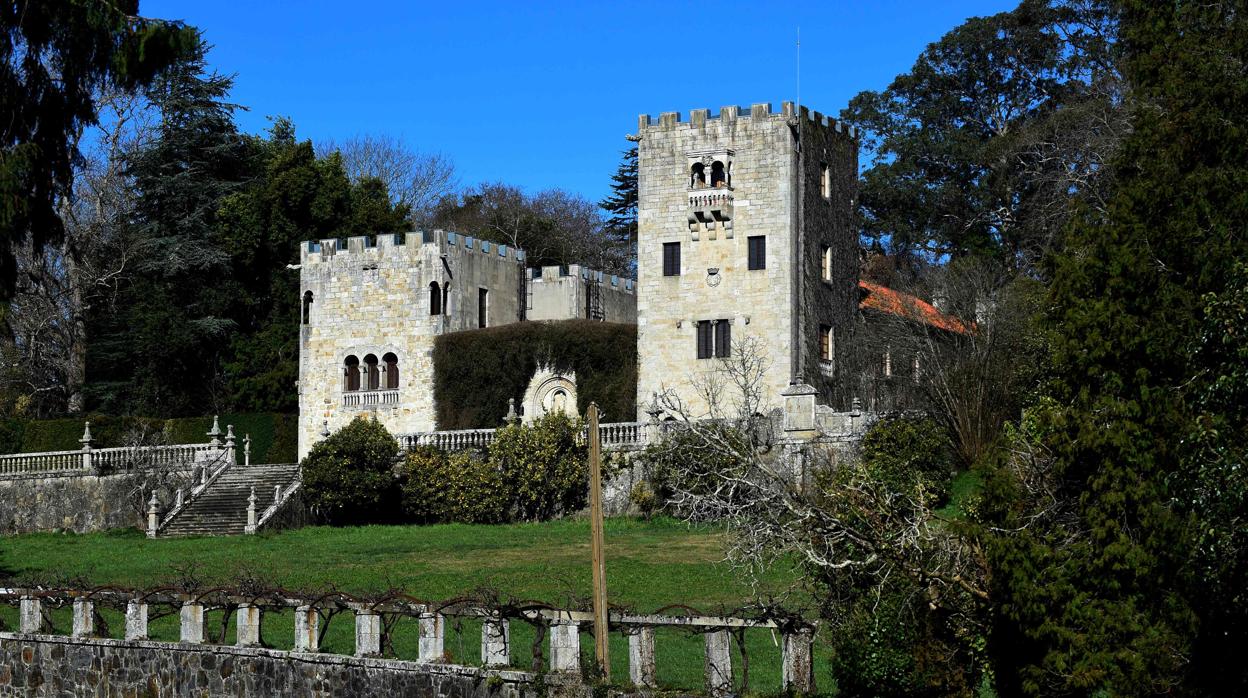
[634,101,859,418]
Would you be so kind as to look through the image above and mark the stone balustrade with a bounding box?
[0,587,817,694]
[397,421,659,454]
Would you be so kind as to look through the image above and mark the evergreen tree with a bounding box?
[599,146,637,267]
[0,1,195,301]
[984,1,1248,693]
[85,38,251,416]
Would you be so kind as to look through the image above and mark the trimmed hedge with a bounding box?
[6,412,297,464]
[433,319,637,429]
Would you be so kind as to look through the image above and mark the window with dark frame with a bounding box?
[747,236,766,270]
[663,242,681,276]
[696,320,713,359]
[714,320,731,358]
[820,325,833,362]
[696,319,731,359]
[478,288,489,328]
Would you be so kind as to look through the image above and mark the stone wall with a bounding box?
[0,633,562,698]
[0,470,186,534]
[634,102,859,420]
[529,265,637,324]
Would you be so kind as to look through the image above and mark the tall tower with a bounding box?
[634,102,858,418]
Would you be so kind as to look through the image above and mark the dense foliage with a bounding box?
[0,1,195,300]
[300,417,400,525]
[432,320,636,429]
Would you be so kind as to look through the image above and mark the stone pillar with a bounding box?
[146,491,160,539]
[207,415,222,447]
[125,600,149,641]
[294,605,319,652]
[781,383,818,434]
[782,628,815,694]
[236,603,262,647]
[354,609,381,657]
[225,424,236,464]
[418,612,444,663]
[72,598,95,638]
[80,421,93,471]
[481,617,510,667]
[246,487,257,533]
[180,601,205,643]
[628,626,657,689]
[19,596,42,633]
[548,620,580,674]
[244,434,252,466]
[704,629,733,698]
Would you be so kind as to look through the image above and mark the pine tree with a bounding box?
[599,146,638,269]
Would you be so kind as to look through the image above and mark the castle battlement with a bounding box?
[530,264,636,294]
[638,101,858,140]
[299,230,528,266]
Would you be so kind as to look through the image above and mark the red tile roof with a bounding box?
[858,280,971,334]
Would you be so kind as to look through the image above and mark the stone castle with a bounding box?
[297,101,862,458]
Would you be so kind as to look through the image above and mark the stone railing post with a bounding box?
[236,603,261,646]
[548,619,580,674]
[294,605,319,652]
[246,487,257,533]
[418,612,444,663]
[627,626,657,689]
[481,616,510,667]
[146,491,160,539]
[225,424,236,464]
[704,629,733,698]
[180,601,205,643]
[207,415,222,448]
[72,598,95,637]
[19,596,42,633]
[80,421,94,472]
[125,600,149,641]
[782,627,815,694]
[354,607,381,657]
[244,434,252,466]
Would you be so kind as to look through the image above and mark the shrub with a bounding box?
[640,423,753,519]
[859,415,956,505]
[301,417,400,525]
[491,413,587,520]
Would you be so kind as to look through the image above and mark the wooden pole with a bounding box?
[588,403,610,681]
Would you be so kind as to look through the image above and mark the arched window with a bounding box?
[302,291,313,324]
[690,162,706,188]
[383,352,399,390]
[710,161,727,187]
[442,282,451,316]
[344,355,360,392]
[364,354,380,391]
[429,282,441,315]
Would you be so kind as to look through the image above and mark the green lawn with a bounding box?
[0,517,830,694]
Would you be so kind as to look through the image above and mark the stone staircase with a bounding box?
[159,463,301,537]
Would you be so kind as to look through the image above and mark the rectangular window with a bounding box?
[821,246,832,281]
[663,242,681,276]
[696,321,713,359]
[478,288,489,328]
[820,325,833,362]
[747,236,766,270]
[820,163,831,199]
[714,320,731,358]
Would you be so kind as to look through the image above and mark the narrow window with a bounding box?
[532,267,543,279]
[663,242,681,277]
[364,354,380,390]
[302,291,313,324]
[883,347,893,377]
[690,162,706,188]
[429,282,441,315]
[710,161,726,187]
[384,352,399,390]
[912,354,921,383]
[443,283,451,316]
[747,236,766,270]
[478,288,489,328]
[696,321,713,359]
[821,246,832,281]
[820,163,831,199]
[714,320,731,358]
[344,355,360,392]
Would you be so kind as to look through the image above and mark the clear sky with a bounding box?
[144,1,1016,203]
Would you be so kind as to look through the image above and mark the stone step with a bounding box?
[159,463,301,537]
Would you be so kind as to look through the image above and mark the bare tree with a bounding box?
[3,89,155,415]
[320,134,457,225]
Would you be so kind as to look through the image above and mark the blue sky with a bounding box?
[144,1,1016,203]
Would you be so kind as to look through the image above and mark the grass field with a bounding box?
[0,517,828,693]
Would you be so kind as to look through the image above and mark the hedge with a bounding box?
[6,412,297,464]
[433,319,636,429]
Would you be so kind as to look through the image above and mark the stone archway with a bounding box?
[522,366,578,423]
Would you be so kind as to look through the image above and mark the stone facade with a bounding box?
[0,470,186,534]
[297,232,634,458]
[634,102,859,418]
